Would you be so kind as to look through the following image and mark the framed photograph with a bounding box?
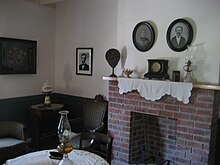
[166,18,193,52]
[0,37,37,74]
[76,48,93,76]
[132,21,155,52]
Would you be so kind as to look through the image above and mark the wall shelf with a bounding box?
[102,76,220,91]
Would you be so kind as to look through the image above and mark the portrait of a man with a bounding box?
[166,19,193,52]
[76,48,93,76]
[79,53,89,71]
[171,26,186,49]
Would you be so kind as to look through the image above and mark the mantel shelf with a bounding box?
[102,76,220,91]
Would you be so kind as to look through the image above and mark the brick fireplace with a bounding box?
[107,81,220,165]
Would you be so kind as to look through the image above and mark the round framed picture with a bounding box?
[132,21,155,52]
[166,18,193,52]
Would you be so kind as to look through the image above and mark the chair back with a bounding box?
[83,99,107,132]
[0,121,27,140]
[0,121,28,164]
[79,132,113,164]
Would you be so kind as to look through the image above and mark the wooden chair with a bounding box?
[70,98,107,149]
[79,132,113,164]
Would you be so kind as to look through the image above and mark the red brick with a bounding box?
[186,141,202,149]
[159,111,173,117]
[143,108,158,114]
[109,91,122,98]
[175,157,190,164]
[110,103,124,109]
[195,122,210,130]
[179,107,195,114]
[112,125,122,131]
[140,101,151,107]
[194,135,210,143]
[108,108,119,114]
[197,96,214,102]
[107,82,217,165]
[188,115,205,122]
[196,109,212,116]
[178,120,194,127]
[151,103,163,109]
[124,99,140,106]
[159,96,175,104]
[177,126,187,132]
[173,112,188,119]
[109,86,119,92]
[109,118,120,125]
[122,126,130,133]
[109,81,118,86]
[186,153,201,162]
[195,89,209,95]
[192,149,208,157]
[191,102,210,108]
[164,105,178,111]
[187,128,205,136]
[177,132,193,140]
[120,110,130,116]
[119,142,129,149]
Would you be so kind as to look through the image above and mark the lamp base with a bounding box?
[183,72,195,82]
[44,96,51,105]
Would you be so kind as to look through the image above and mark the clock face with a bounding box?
[151,62,161,72]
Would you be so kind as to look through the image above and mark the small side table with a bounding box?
[29,103,64,149]
[30,103,64,111]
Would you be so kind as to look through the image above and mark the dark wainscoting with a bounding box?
[0,93,86,148]
[0,93,86,132]
[0,94,44,128]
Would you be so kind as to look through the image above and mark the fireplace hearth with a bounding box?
[107,80,220,165]
[130,112,177,165]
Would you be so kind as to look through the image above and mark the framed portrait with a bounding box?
[0,37,37,74]
[132,21,155,52]
[166,18,193,52]
[76,47,93,76]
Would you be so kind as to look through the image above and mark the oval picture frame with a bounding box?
[132,21,155,52]
[166,18,193,52]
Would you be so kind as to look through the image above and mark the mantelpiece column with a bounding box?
[106,79,220,165]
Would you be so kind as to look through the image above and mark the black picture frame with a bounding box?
[132,21,155,52]
[76,48,93,76]
[0,37,37,74]
[166,18,193,52]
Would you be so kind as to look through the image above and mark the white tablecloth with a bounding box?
[5,149,109,165]
[118,77,193,104]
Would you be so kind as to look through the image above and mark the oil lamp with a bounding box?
[42,80,52,105]
[183,45,197,82]
[57,110,73,165]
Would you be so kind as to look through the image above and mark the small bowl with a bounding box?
[123,69,133,78]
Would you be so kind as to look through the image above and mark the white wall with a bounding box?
[0,0,56,99]
[55,0,220,99]
[116,0,220,83]
[55,0,118,98]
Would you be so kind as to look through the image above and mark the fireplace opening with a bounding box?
[130,112,177,165]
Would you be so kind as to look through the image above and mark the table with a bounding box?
[5,149,109,165]
[29,103,64,149]
[30,103,64,111]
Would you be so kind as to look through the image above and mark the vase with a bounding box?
[57,110,74,165]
